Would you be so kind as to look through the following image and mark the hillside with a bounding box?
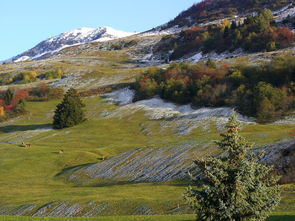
[161,0,294,30]
[0,0,294,219]
[0,45,294,216]
[7,27,135,63]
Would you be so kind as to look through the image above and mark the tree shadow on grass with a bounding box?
[55,162,96,177]
[0,124,52,133]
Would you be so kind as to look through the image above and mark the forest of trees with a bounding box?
[135,56,295,122]
[156,9,295,60]
[165,0,292,29]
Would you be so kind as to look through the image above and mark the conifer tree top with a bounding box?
[185,112,281,221]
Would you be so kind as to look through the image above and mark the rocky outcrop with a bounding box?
[65,142,201,184]
[260,139,295,184]
[64,139,295,185]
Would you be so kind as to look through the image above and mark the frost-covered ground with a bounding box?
[102,88,255,135]
[139,25,183,37]
[66,139,295,185]
[0,126,52,144]
[275,4,295,22]
[67,141,201,183]
[187,49,246,63]
[50,72,129,90]
[49,73,97,90]
[274,116,295,125]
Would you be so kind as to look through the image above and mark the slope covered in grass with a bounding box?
[1,213,295,221]
[0,91,293,216]
[0,27,294,216]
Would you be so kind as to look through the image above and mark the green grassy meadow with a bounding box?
[0,96,294,215]
[1,213,295,221]
[0,48,294,217]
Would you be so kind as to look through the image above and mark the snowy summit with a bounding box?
[8,27,136,63]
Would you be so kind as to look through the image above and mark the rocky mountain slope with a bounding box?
[7,27,135,63]
[64,139,295,186]
[4,1,295,66]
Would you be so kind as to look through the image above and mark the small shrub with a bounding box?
[28,84,64,101]
[44,68,63,80]
[14,71,38,84]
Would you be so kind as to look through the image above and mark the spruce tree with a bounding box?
[185,113,280,221]
[53,88,85,129]
[4,89,14,105]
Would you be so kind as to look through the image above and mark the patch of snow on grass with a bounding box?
[140,26,183,37]
[103,88,255,134]
[275,5,295,22]
[188,52,203,63]
[0,126,53,144]
[273,116,295,125]
[203,49,245,61]
[103,88,135,105]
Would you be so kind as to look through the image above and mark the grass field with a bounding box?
[1,213,295,221]
[0,96,294,215]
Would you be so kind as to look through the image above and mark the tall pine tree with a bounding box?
[53,88,86,129]
[185,113,280,221]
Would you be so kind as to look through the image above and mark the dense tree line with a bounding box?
[135,57,295,122]
[155,10,295,60]
[0,68,63,85]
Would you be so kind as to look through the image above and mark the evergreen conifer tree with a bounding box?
[185,113,280,221]
[53,88,85,129]
[4,89,14,105]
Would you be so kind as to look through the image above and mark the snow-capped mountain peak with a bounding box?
[9,27,136,63]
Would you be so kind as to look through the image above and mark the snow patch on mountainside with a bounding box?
[274,3,295,22]
[140,26,183,37]
[8,27,136,63]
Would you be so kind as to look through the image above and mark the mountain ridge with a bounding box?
[6,26,136,63]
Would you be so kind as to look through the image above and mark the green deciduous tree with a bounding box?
[185,113,280,221]
[15,98,26,113]
[254,82,288,122]
[53,88,86,129]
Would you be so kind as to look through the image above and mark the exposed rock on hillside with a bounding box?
[63,139,295,186]
[64,142,200,184]
[260,139,295,184]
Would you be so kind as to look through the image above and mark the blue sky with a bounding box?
[1,0,199,60]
